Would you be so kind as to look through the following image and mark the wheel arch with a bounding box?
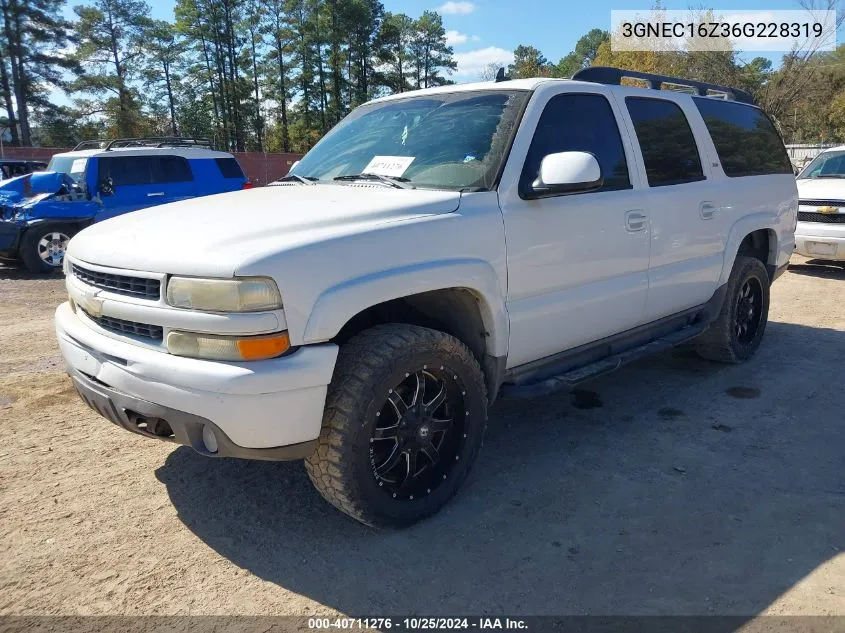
[302,259,509,401]
[720,214,779,285]
[20,217,93,240]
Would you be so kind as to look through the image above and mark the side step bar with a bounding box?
[500,322,709,399]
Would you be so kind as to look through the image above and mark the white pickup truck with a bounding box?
[56,67,797,527]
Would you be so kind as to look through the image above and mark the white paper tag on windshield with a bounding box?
[362,156,415,177]
[70,158,87,174]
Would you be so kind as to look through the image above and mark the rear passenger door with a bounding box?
[94,155,196,221]
[620,95,722,321]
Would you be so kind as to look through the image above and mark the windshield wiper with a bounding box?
[275,173,318,185]
[333,173,412,189]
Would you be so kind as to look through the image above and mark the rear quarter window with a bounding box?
[215,157,245,179]
[693,98,792,177]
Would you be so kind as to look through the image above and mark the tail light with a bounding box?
[242,181,254,190]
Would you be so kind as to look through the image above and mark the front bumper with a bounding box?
[0,220,21,257]
[56,301,339,458]
[795,221,845,260]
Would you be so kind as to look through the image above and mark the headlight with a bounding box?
[167,330,290,361]
[63,255,71,276]
[166,276,282,312]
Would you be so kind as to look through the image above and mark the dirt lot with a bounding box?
[0,256,843,618]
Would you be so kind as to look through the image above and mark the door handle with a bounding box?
[147,192,165,198]
[700,202,716,220]
[625,210,647,232]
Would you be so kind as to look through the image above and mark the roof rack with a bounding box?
[72,136,214,151]
[572,66,755,105]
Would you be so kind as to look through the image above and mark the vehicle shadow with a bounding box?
[155,320,844,616]
[0,263,63,281]
[788,259,845,280]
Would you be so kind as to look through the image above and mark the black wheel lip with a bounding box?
[369,363,469,502]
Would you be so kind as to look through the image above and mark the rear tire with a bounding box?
[20,224,73,274]
[305,324,488,528]
[695,255,770,363]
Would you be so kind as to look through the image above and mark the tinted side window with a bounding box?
[215,157,245,179]
[625,97,704,187]
[154,155,192,183]
[520,93,631,195]
[693,98,792,177]
[97,156,154,186]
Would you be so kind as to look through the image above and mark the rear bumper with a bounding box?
[55,301,339,457]
[795,222,845,260]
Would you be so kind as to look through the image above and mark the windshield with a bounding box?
[798,150,845,179]
[290,90,530,191]
[47,156,88,184]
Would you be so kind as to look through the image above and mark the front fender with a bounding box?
[302,258,509,357]
[719,212,781,285]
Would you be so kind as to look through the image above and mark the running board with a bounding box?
[500,322,709,399]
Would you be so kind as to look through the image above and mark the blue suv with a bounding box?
[0,137,249,273]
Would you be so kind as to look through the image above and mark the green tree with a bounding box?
[378,12,414,93]
[71,0,152,136]
[142,20,183,135]
[556,28,608,77]
[408,10,455,89]
[507,45,549,79]
[0,0,79,145]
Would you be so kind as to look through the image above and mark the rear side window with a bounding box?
[154,156,193,183]
[625,97,704,187]
[520,93,631,195]
[693,98,792,177]
[98,155,192,186]
[215,157,245,179]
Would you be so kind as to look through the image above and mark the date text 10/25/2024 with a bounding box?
[308,618,528,630]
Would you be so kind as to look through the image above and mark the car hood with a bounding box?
[796,178,845,201]
[68,184,462,276]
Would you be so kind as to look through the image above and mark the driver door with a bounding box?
[94,155,195,221]
[497,88,652,368]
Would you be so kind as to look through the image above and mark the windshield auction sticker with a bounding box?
[610,9,836,52]
[362,156,415,177]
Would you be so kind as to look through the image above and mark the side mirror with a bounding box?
[99,177,114,196]
[526,151,603,199]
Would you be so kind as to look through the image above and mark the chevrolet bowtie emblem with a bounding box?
[817,205,839,214]
[77,289,104,316]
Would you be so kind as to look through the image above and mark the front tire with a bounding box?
[305,324,488,527]
[695,255,770,363]
[20,225,73,274]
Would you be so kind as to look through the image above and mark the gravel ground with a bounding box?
[0,255,843,618]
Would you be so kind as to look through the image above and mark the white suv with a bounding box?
[795,145,845,260]
[55,67,797,527]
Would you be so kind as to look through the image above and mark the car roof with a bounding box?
[818,145,845,154]
[367,77,560,104]
[51,147,235,160]
[366,76,762,110]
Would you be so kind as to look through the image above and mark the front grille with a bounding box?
[798,199,845,207]
[798,211,845,224]
[80,308,163,341]
[72,263,160,300]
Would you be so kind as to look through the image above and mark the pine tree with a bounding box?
[71,0,152,137]
[0,0,79,145]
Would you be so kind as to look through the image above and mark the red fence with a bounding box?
[1,146,303,186]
